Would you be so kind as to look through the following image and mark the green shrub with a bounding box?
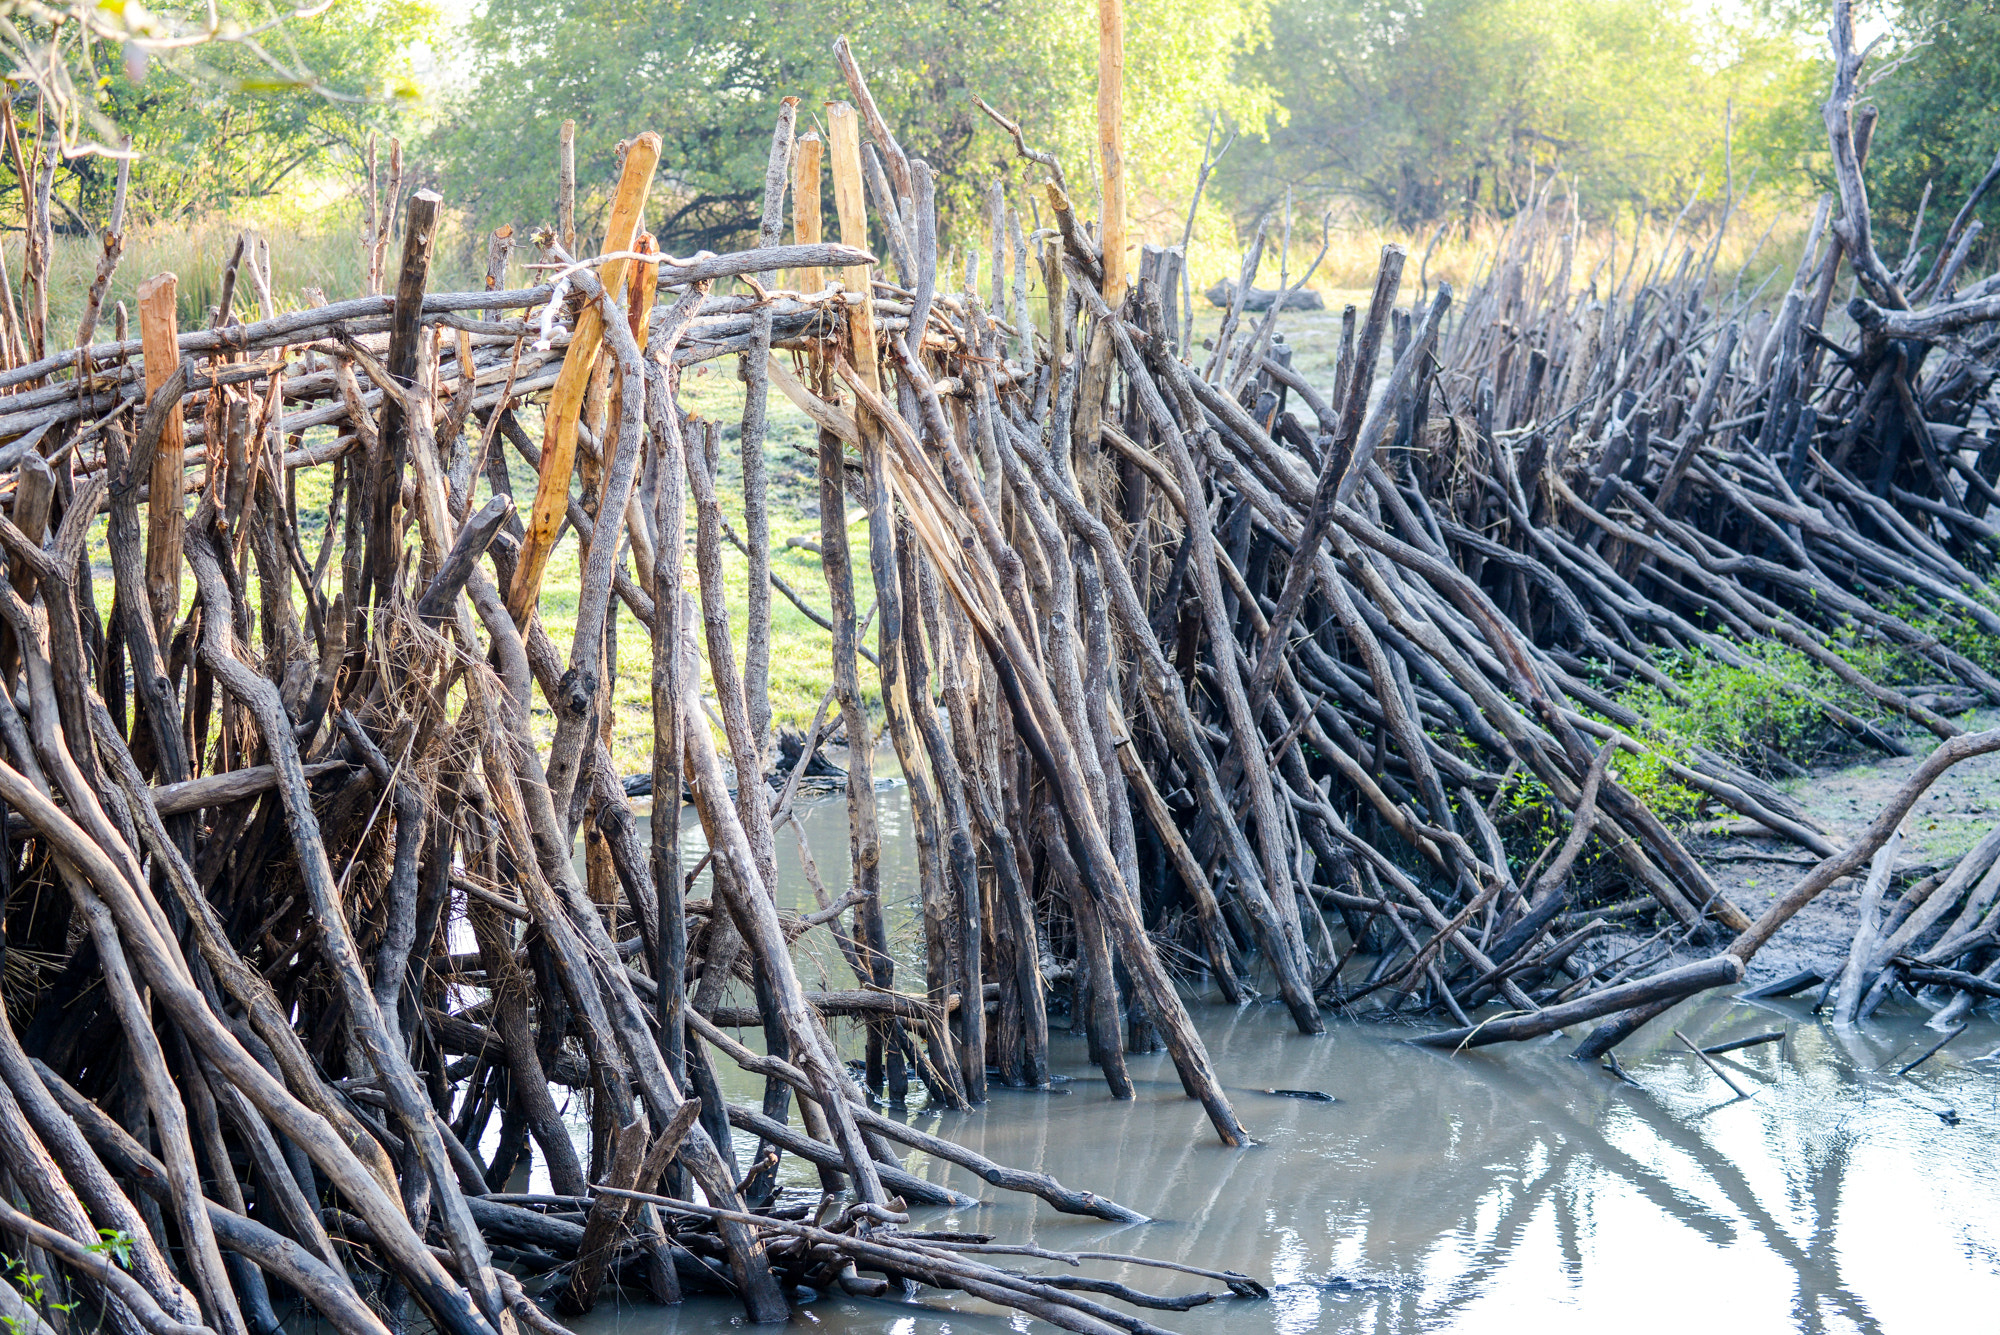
[1622,638,1827,768]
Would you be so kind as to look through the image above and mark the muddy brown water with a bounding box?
[543,773,2000,1334]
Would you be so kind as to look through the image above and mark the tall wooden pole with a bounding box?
[557,119,577,257]
[825,105,876,388]
[367,188,442,604]
[824,99,907,1102]
[791,131,824,293]
[136,272,183,638]
[508,131,660,627]
[1097,0,1126,305]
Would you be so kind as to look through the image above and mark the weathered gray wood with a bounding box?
[1412,956,1745,1050]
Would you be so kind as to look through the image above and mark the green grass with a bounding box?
[510,373,879,774]
[80,364,871,780]
[1580,601,2000,824]
[1622,639,1828,774]
[1488,595,2000,862]
[54,201,873,779]
[42,202,523,335]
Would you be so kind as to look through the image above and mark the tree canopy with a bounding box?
[16,0,2000,265]
[430,0,1274,251]
[1859,0,2000,269]
[1221,0,1822,229]
[7,0,435,229]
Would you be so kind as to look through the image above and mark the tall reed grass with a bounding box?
[34,186,1815,348]
[1170,205,1816,311]
[39,199,502,336]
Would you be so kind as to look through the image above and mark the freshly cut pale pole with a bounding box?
[508,131,660,626]
[136,272,183,637]
[825,104,877,388]
[1097,0,1125,304]
[792,130,825,292]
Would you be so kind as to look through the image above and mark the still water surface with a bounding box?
[560,784,2000,1334]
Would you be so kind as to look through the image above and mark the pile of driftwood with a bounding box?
[2,5,1999,1335]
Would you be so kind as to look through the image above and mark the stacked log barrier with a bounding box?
[1,10,1999,1331]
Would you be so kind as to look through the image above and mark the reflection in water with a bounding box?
[564,788,2000,1335]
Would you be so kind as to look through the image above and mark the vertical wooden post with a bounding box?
[7,448,51,594]
[508,131,661,626]
[0,451,54,680]
[557,119,577,258]
[1097,0,1126,305]
[136,272,184,637]
[370,139,403,297]
[792,131,824,293]
[626,232,659,346]
[366,188,443,604]
[740,101,799,784]
[826,105,877,390]
[824,99,907,1100]
[610,230,659,582]
[362,132,379,290]
[483,224,515,295]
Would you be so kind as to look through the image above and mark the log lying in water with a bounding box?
[1410,956,1745,1050]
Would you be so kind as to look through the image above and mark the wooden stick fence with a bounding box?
[0,6,1997,1332]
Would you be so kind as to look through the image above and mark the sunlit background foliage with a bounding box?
[5,0,1998,284]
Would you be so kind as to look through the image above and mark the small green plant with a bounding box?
[1600,738,1705,823]
[1905,602,2000,677]
[1496,767,1562,846]
[85,1230,134,1270]
[0,1232,129,1335]
[1824,585,2000,685]
[1623,639,1829,768]
[2,1252,78,1335]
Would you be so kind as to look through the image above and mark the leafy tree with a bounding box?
[0,0,435,228]
[431,0,1274,251]
[1860,0,2000,273]
[77,0,436,223]
[1224,0,1819,228]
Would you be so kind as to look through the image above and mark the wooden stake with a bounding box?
[603,228,660,486]
[372,139,402,297]
[507,131,660,627]
[362,132,378,290]
[483,224,515,293]
[627,231,659,345]
[740,100,800,782]
[1674,1029,1754,1100]
[825,104,877,390]
[0,451,53,683]
[792,131,824,293]
[1097,0,1126,305]
[366,189,443,604]
[8,453,52,599]
[824,99,908,1101]
[557,119,577,258]
[137,272,184,637]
